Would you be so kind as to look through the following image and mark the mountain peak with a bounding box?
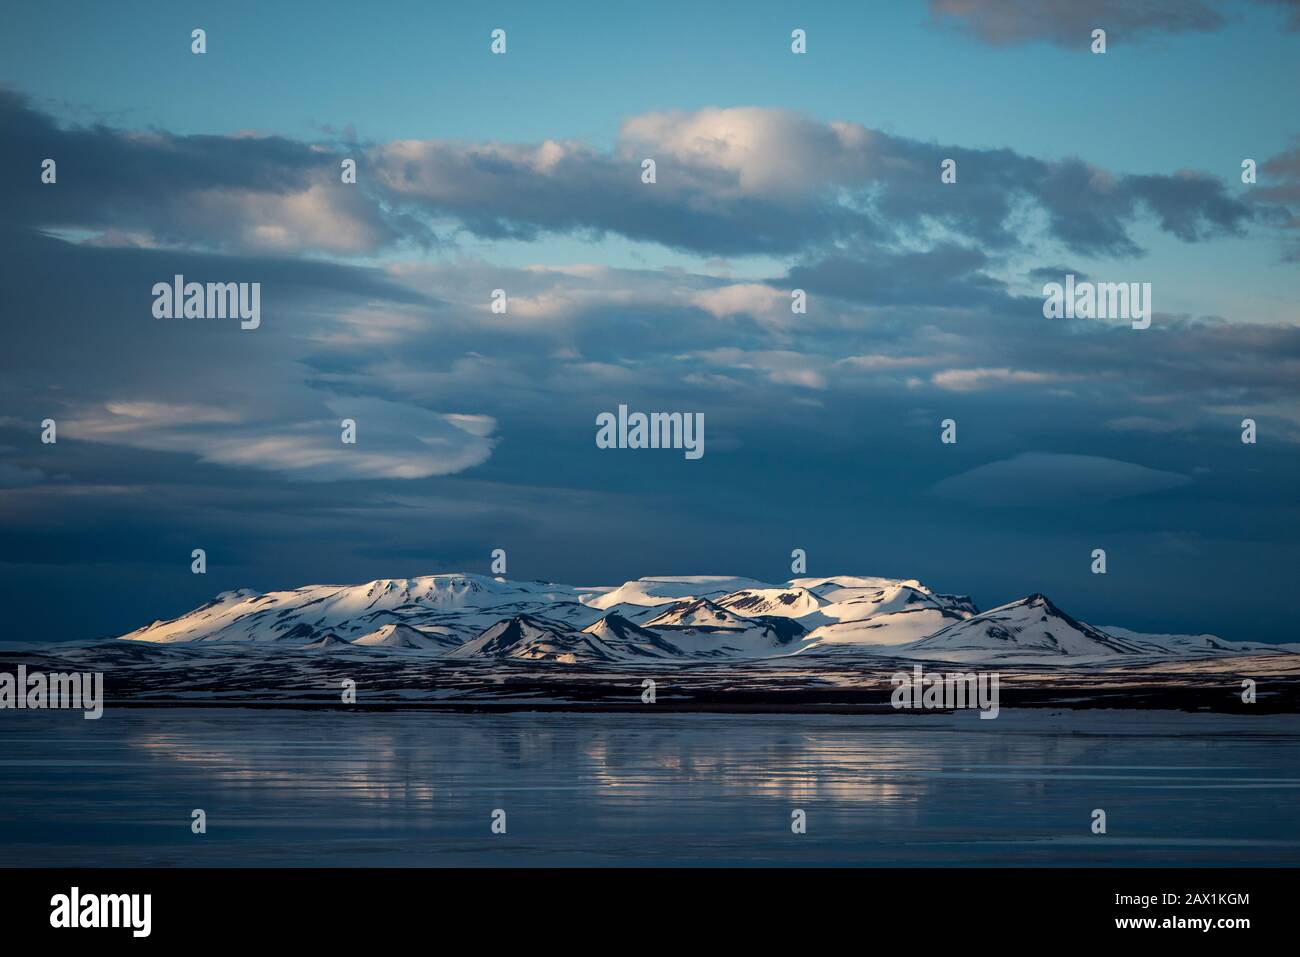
[644,597,740,628]
[907,593,1147,658]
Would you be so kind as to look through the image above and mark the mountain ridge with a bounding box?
[117,573,1294,665]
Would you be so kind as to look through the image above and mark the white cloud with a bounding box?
[690,282,790,328]
[618,107,872,196]
[63,397,494,481]
[931,367,1059,391]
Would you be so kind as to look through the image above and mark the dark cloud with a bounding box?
[0,226,490,482]
[0,89,420,253]
[872,148,1250,257]
[1253,141,1300,257]
[0,463,46,488]
[1259,142,1300,205]
[1263,0,1300,29]
[1029,264,1089,284]
[932,452,1191,507]
[784,244,1027,311]
[927,0,1297,46]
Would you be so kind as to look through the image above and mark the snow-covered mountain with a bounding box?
[349,623,456,651]
[640,598,806,657]
[300,634,353,652]
[1099,626,1300,657]
[117,572,1295,665]
[120,575,595,645]
[581,614,687,658]
[791,577,974,649]
[716,587,823,619]
[585,576,766,611]
[904,595,1150,660]
[644,597,753,629]
[444,614,618,663]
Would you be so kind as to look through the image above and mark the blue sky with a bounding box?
[5,1,1297,162]
[1,0,1298,642]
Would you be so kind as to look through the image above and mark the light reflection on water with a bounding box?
[0,709,1297,866]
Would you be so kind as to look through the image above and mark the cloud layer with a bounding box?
[3,91,1271,262]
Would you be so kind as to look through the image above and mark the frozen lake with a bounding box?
[1,708,1297,866]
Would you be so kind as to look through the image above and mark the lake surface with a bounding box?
[1,709,1297,866]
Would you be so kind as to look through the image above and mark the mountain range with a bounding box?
[118,573,1298,665]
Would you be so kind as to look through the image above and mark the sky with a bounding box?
[1,0,1298,642]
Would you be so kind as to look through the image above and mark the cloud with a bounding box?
[1264,0,1300,29]
[690,283,791,329]
[371,105,1252,259]
[1,91,1258,261]
[618,107,872,195]
[278,255,1300,449]
[1125,170,1254,242]
[930,367,1060,391]
[1250,140,1300,258]
[62,397,494,481]
[839,353,947,372]
[785,244,1024,310]
[933,452,1191,507]
[0,89,416,254]
[1258,142,1300,207]
[1029,265,1089,284]
[689,348,829,390]
[370,123,867,256]
[0,463,47,488]
[1105,415,1185,433]
[0,228,492,483]
[927,0,1284,46]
